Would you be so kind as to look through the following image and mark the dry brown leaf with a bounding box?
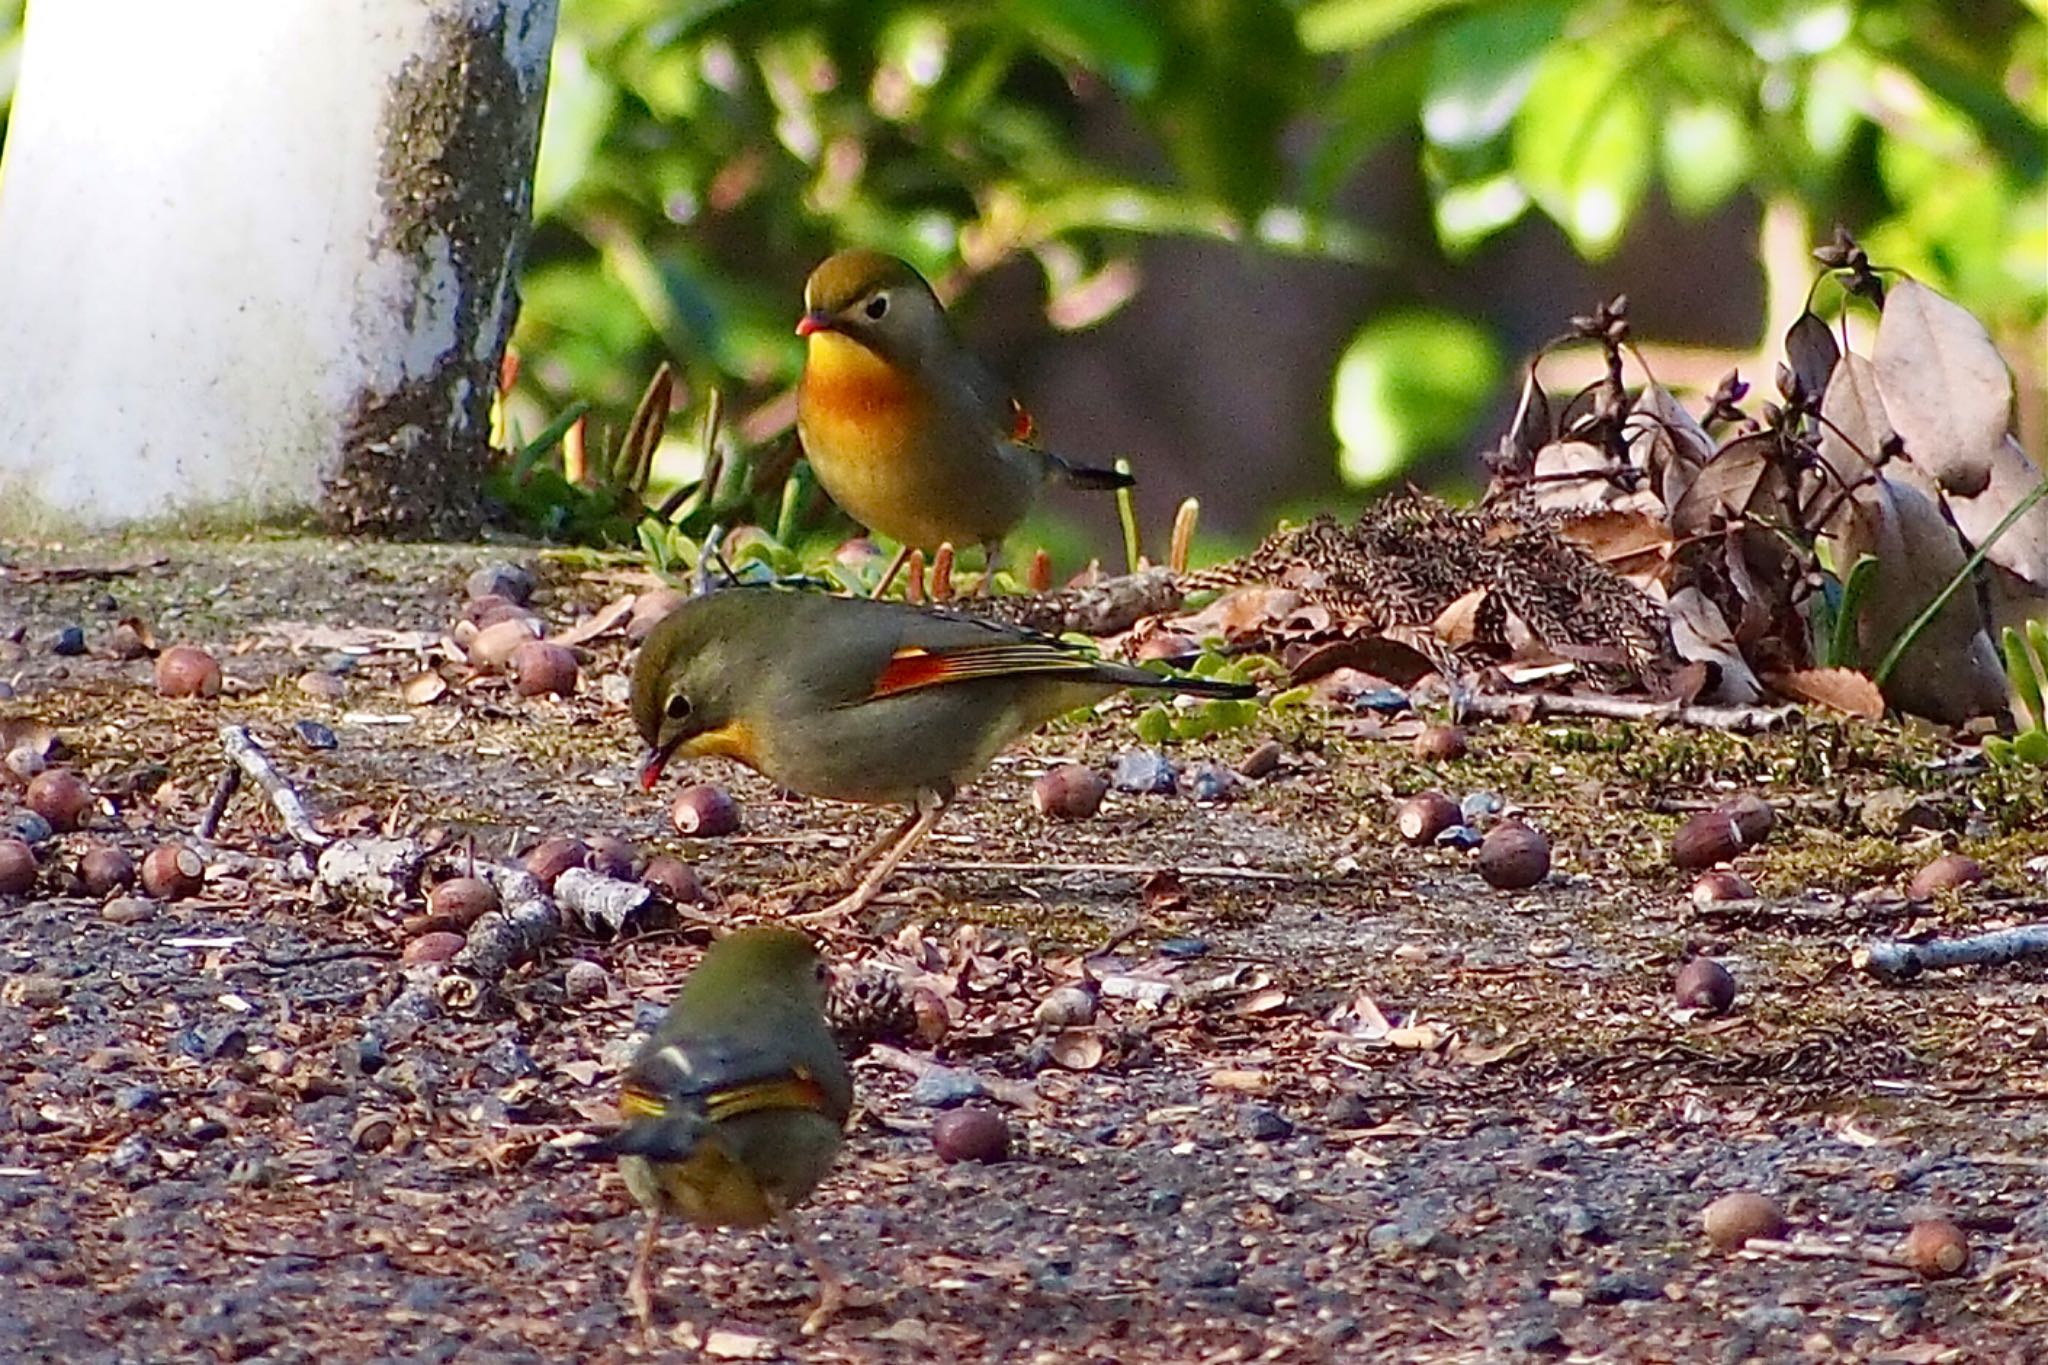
[1232,987,1289,1016]
[548,593,636,648]
[1528,440,1618,511]
[1765,668,1885,719]
[1556,508,1674,581]
[1665,587,1763,704]
[1432,587,1488,648]
[1670,432,1773,538]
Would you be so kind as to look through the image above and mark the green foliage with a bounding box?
[1986,623,2048,768]
[1331,309,1501,487]
[0,0,2035,532]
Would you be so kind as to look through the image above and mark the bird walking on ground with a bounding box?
[595,927,853,1337]
[795,249,1133,596]
[632,587,1258,920]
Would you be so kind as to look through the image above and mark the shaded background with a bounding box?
[1,0,2038,561]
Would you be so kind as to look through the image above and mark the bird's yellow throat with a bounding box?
[802,331,916,427]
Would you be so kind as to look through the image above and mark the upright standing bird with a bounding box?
[795,249,1133,595]
[600,926,853,1336]
[633,587,1258,919]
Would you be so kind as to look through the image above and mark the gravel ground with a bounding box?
[1,537,2044,1364]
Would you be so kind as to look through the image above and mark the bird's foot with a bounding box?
[626,1267,656,1338]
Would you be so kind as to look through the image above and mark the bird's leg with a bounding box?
[973,540,1003,597]
[791,788,948,924]
[782,1214,845,1337]
[771,807,921,902]
[625,1207,662,1335]
[869,544,913,600]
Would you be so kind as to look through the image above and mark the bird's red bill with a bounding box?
[638,745,671,791]
[795,312,832,337]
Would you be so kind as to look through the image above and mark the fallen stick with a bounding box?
[903,860,1305,883]
[1458,692,1799,732]
[196,767,242,840]
[1739,1236,1906,1270]
[962,567,1184,638]
[219,725,330,847]
[1855,923,2048,981]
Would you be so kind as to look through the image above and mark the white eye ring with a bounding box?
[864,292,890,320]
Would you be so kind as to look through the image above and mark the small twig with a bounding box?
[218,725,330,847]
[196,767,242,840]
[1856,923,2048,981]
[865,1043,1038,1110]
[1458,692,1799,732]
[903,860,1305,883]
[1740,1236,1907,1270]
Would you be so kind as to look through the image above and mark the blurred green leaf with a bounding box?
[1511,44,1652,258]
[1332,309,1502,486]
[1710,0,1851,63]
[1297,0,1466,55]
[1660,100,1754,215]
[1007,0,1164,95]
[1421,0,1568,150]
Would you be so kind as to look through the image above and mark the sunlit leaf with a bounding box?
[1420,0,1567,150]
[1511,44,1652,258]
[1332,310,1501,486]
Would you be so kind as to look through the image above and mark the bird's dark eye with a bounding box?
[665,693,691,721]
[864,292,889,320]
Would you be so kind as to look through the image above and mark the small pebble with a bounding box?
[296,671,346,702]
[4,810,54,846]
[1327,1092,1374,1128]
[293,720,339,751]
[1147,1188,1184,1217]
[1460,791,1505,823]
[101,896,155,925]
[1111,749,1180,794]
[1353,686,1409,715]
[1158,938,1210,959]
[563,959,611,1005]
[908,1067,988,1108]
[1181,761,1238,804]
[467,561,536,605]
[114,1085,165,1114]
[1434,824,1482,851]
[50,626,86,656]
[1238,1105,1294,1142]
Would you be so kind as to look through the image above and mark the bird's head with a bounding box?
[629,591,761,789]
[797,249,950,368]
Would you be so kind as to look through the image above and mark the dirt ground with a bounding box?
[1,536,2045,1364]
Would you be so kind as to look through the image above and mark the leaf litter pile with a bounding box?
[4,246,2048,1362]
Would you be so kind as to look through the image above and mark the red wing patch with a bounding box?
[868,642,1105,699]
[1009,399,1036,443]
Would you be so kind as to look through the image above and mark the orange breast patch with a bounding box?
[802,332,915,429]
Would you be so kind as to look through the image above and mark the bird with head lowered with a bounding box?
[632,587,1257,920]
